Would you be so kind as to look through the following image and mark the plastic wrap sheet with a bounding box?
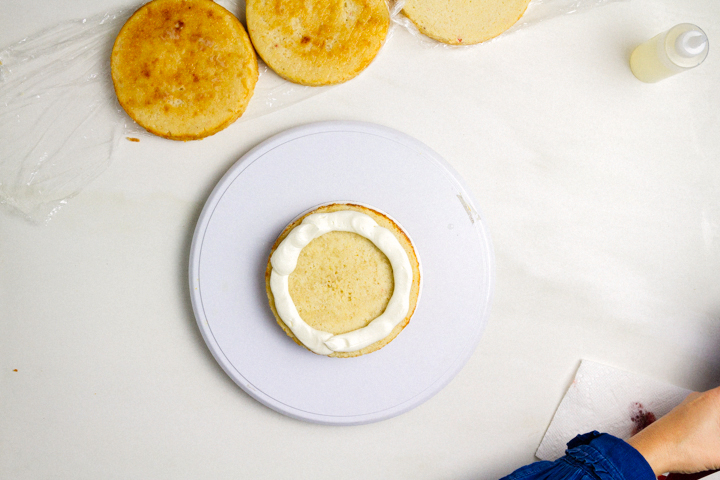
[0,11,126,222]
[0,0,620,223]
[391,0,628,47]
[0,0,326,223]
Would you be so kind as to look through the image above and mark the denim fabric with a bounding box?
[500,432,656,480]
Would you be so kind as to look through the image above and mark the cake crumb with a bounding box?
[126,137,140,142]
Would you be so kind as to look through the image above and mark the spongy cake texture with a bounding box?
[111,0,258,140]
[246,0,389,86]
[291,231,395,335]
[402,0,531,45]
[266,203,421,358]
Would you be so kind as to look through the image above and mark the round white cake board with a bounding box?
[189,121,494,425]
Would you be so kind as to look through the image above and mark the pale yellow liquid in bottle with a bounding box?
[630,24,708,83]
[630,32,680,82]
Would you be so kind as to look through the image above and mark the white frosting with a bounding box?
[270,209,414,355]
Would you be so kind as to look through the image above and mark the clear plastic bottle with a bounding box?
[630,23,709,83]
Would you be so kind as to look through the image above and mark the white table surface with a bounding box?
[1,0,719,478]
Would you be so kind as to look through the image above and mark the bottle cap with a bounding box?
[675,30,708,58]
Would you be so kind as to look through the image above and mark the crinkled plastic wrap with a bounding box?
[391,0,628,47]
[0,11,126,222]
[1,0,621,223]
[0,0,326,223]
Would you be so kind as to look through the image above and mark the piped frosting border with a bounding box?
[269,209,414,355]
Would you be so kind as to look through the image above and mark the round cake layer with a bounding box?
[290,230,395,335]
[246,0,389,86]
[402,0,531,45]
[111,0,258,140]
[265,203,421,358]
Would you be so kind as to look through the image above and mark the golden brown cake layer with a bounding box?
[247,0,389,86]
[111,0,258,140]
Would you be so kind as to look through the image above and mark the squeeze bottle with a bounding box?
[630,24,709,83]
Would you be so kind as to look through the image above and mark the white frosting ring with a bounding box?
[269,209,415,355]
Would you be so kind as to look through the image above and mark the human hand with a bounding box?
[628,386,720,476]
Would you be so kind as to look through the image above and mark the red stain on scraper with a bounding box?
[630,402,714,480]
